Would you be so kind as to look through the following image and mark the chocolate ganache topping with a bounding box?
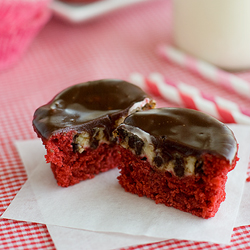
[33,79,151,140]
[121,108,237,163]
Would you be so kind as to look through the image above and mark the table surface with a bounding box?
[1,0,250,249]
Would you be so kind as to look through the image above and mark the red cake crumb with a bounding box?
[114,108,239,218]
[33,80,155,187]
[44,130,122,187]
[117,147,238,219]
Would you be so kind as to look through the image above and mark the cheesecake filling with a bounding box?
[72,98,156,153]
[114,125,203,178]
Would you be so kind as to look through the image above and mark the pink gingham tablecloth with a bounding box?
[1,0,250,249]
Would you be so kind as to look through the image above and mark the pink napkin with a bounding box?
[0,0,52,71]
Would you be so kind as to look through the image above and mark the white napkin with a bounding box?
[12,140,162,250]
[2,125,250,249]
[234,180,250,227]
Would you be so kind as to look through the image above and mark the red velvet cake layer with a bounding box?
[33,79,155,187]
[114,108,239,218]
[44,130,122,187]
[117,147,238,219]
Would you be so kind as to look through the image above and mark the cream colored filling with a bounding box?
[74,127,108,153]
[129,98,156,114]
[115,98,156,128]
[157,155,196,176]
[116,126,198,177]
[74,131,90,153]
[74,98,156,153]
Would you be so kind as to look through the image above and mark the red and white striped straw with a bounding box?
[130,72,250,125]
[157,44,250,100]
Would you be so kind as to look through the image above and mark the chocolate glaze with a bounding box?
[121,108,237,163]
[33,79,151,140]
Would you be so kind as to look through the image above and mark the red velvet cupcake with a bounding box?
[33,79,155,187]
[113,108,239,218]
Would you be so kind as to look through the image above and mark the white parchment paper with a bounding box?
[3,125,250,247]
[15,140,165,250]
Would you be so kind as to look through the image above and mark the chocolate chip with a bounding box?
[195,159,204,175]
[128,135,144,155]
[71,142,79,153]
[90,137,99,149]
[72,134,79,152]
[174,156,185,177]
[128,135,136,148]
[161,147,173,162]
[117,128,128,141]
[153,155,163,167]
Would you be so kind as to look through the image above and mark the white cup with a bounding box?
[172,0,250,71]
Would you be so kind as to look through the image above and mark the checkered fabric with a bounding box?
[0,0,250,249]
